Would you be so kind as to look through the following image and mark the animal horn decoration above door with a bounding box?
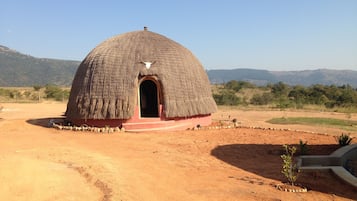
[140,61,156,69]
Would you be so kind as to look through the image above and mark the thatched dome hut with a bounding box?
[66,28,217,131]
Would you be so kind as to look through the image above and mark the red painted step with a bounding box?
[123,120,192,132]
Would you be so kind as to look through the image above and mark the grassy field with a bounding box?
[267,117,357,132]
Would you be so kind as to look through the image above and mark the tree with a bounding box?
[44,84,68,101]
[213,90,241,105]
[225,80,242,92]
[250,93,273,105]
[288,85,307,107]
[271,82,289,98]
[33,85,42,102]
[224,80,256,92]
[336,85,357,107]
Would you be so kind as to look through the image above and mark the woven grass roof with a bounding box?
[66,29,217,120]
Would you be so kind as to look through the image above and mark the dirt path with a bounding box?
[0,103,356,201]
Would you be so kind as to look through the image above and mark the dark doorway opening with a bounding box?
[140,80,159,117]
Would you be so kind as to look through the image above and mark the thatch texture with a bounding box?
[66,30,217,120]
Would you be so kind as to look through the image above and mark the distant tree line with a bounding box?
[0,84,70,102]
[2,81,357,111]
[213,80,357,109]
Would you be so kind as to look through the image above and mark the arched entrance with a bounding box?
[139,79,159,117]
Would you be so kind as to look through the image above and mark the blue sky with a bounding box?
[1,0,356,71]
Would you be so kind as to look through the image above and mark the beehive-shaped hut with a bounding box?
[66,28,217,131]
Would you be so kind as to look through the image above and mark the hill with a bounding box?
[1,45,356,87]
[0,45,80,86]
[207,68,357,87]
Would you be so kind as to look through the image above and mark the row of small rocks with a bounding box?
[275,184,308,193]
[191,124,324,135]
[51,121,325,136]
[52,123,125,133]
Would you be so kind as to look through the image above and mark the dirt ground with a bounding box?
[0,103,356,201]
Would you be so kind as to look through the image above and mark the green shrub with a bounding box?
[213,91,241,105]
[250,92,273,105]
[335,133,353,146]
[281,145,299,186]
[44,85,70,101]
[298,140,308,155]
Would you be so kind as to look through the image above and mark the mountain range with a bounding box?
[207,68,357,87]
[0,45,79,86]
[1,45,356,87]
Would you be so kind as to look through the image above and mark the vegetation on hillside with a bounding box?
[213,80,357,112]
[0,45,79,86]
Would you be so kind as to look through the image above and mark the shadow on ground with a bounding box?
[27,117,65,128]
[211,144,357,200]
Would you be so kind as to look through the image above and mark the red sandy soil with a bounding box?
[0,103,356,201]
